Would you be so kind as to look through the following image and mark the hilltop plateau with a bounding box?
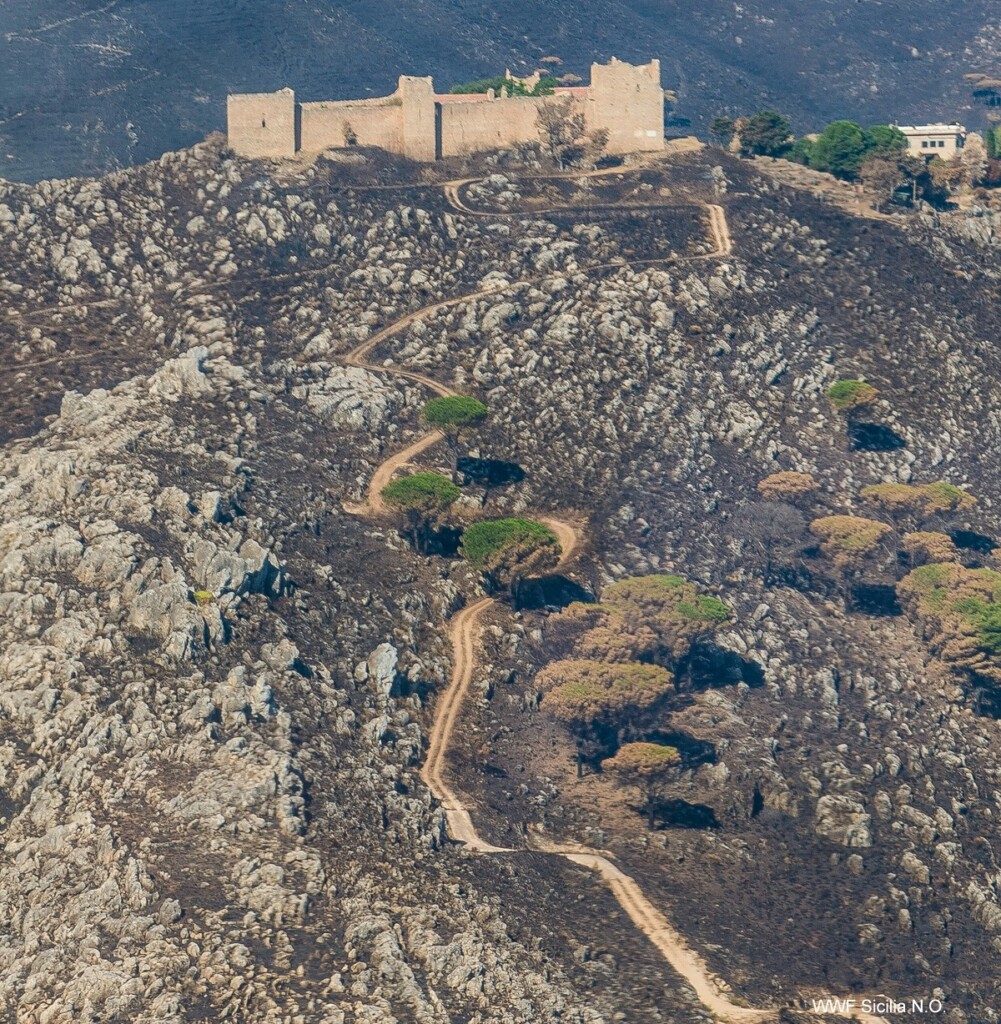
[3,138,1001,1023]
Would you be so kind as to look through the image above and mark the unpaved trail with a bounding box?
[344,289,513,368]
[343,181,888,1024]
[706,203,732,257]
[364,429,446,515]
[419,515,886,1024]
[2,297,118,322]
[443,174,732,263]
[420,596,511,853]
[342,188,733,515]
[419,519,582,852]
[538,516,582,564]
[343,285,520,513]
[445,180,697,221]
[530,830,771,1023]
[582,862,770,1022]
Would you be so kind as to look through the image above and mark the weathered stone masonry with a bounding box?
[227,59,665,161]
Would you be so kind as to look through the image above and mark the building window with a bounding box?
[939,139,946,148]
[921,140,928,148]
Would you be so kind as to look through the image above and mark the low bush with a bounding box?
[449,75,557,97]
[898,563,1001,683]
[422,395,488,467]
[810,515,893,572]
[756,471,820,502]
[861,481,976,518]
[826,379,878,412]
[539,659,675,774]
[902,531,960,565]
[422,395,488,429]
[602,742,683,828]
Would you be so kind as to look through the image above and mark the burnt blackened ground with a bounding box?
[456,165,719,213]
[6,142,1001,1019]
[202,358,736,1022]
[449,599,980,1015]
[404,156,1001,567]
[367,153,1001,1015]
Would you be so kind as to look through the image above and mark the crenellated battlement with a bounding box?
[227,59,665,162]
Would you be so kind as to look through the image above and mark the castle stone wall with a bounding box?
[227,60,665,162]
[300,100,401,155]
[438,95,547,158]
[227,89,297,158]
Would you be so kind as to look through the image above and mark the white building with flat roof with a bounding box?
[897,123,967,158]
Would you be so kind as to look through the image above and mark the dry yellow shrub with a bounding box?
[756,471,820,502]
[809,515,893,569]
[902,531,960,566]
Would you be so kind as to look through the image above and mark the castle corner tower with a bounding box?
[588,58,664,154]
[226,87,297,158]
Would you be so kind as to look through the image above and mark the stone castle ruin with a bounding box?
[227,59,665,162]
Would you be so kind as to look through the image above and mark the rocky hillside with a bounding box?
[2,140,1001,1022]
[2,0,1001,181]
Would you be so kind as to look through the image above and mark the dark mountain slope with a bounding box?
[2,0,999,182]
[5,135,1001,1018]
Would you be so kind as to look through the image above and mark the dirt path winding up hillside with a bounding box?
[341,182,886,1024]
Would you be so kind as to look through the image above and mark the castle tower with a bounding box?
[227,87,297,158]
[588,58,664,154]
[398,76,437,162]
